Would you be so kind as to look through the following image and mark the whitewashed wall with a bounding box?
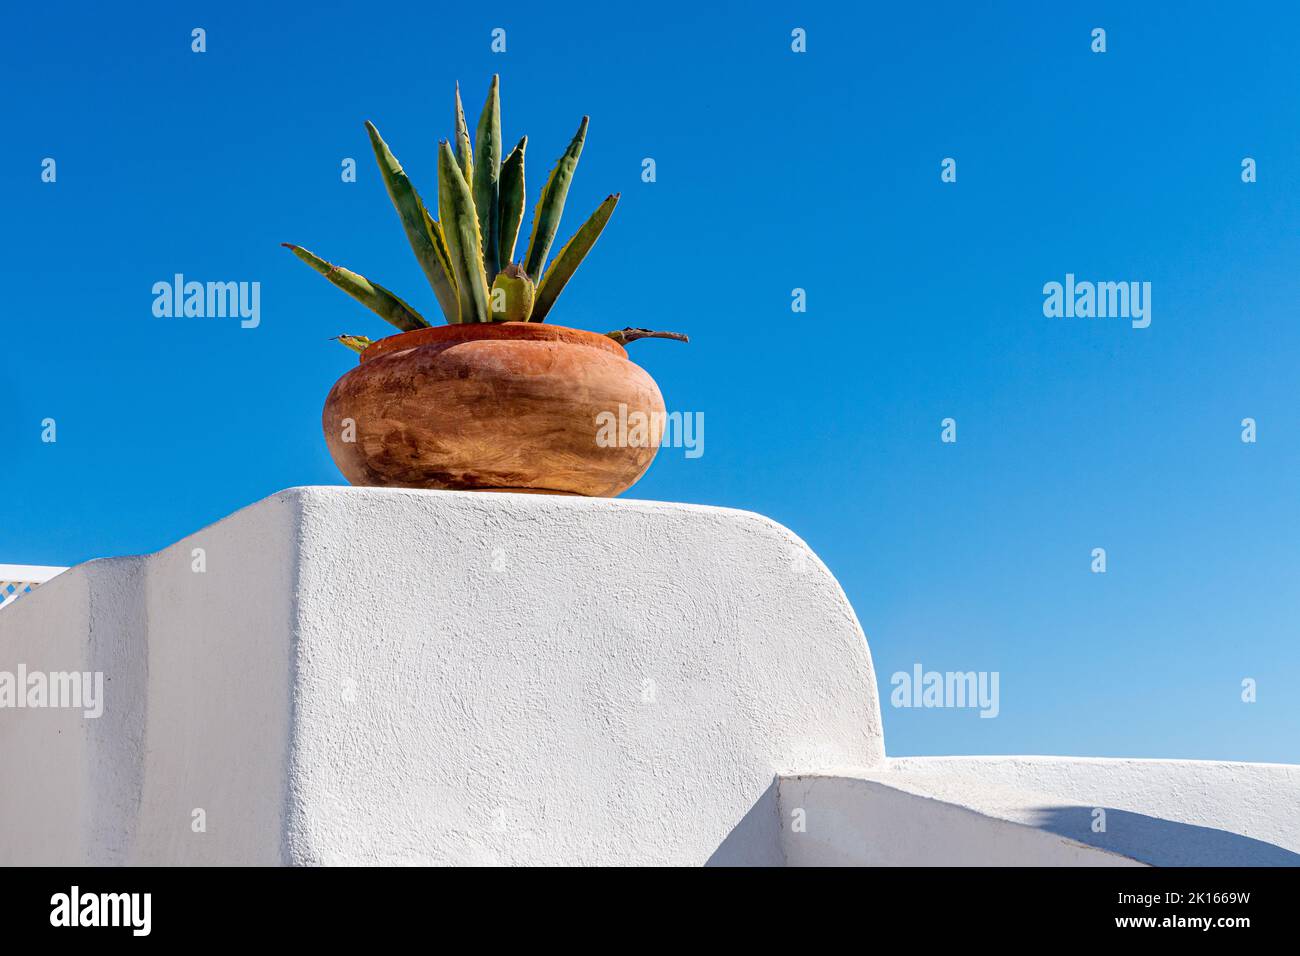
[0,487,884,865]
[1,488,1294,866]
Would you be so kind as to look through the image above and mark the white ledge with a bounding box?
[778,758,1300,866]
[0,487,883,865]
[0,488,1294,866]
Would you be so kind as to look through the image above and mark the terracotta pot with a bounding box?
[322,322,665,497]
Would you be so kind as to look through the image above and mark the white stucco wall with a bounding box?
[0,487,884,865]
[2,487,1294,866]
[778,761,1300,865]
[778,774,1144,866]
[881,756,1300,866]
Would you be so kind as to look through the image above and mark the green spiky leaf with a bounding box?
[364,120,459,323]
[473,75,502,279]
[498,135,527,267]
[422,208,459,319]
[523,116,588,281]
[282,243,428,332]
[437,140,491,323]
[453,83,474,192]
[531,193,619,322]
[490,263,534,322]
[604,328,689,346]
[333,334,374,354]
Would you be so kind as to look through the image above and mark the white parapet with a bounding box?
[0,487,884,865]
[1,488,1295,866]
[778,758,1300,866]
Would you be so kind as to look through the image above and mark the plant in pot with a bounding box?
[284,76,686,497]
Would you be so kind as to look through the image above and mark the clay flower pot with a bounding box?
[322,322,665,497]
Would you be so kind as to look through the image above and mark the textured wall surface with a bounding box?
[778,774,1144,866]
[779,761,1300,866]
[0,487,884,865]
[285,488,885,864]
[2,488,1295,866]
[881,756,1300,866]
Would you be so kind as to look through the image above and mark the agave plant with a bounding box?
[284,76,686,353]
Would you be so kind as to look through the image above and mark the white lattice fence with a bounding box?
[0,565,67,609]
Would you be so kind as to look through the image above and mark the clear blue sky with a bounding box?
[4,2,1298,762]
